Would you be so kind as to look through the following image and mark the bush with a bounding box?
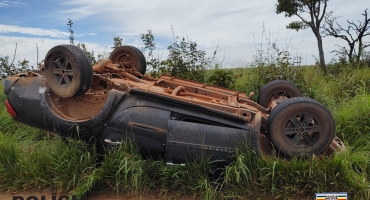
[242,50,304,100]
[207,65,235,88]
[140,29,211,82]
[0,55,30,79]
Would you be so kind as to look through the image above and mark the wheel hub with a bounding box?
[283,114,320,148]
[118,55,134,67]
[52,57,73,86]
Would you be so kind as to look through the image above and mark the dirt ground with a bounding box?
[0,191,195,200]
[0,191,315,200]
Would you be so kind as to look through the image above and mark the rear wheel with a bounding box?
[44,45,93,98]
[267,97,335,157]
[258,80,302,108]
[109,46,147,75]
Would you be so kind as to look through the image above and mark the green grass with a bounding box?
[2,64,370,199]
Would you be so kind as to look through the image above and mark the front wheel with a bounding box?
[267,97,335,157]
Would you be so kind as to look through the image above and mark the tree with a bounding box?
[141,29,155,56]
[77,43,96,64]
[323,9,370,62]
[67,18,74,45]
[165,36,210,82]
[138,28,211,81]
[66,19,96,64]
[112,36,123,48]
[141,29,161,77]
[0,56,30,79]
[1,44,30,78]
[276,0,329,73]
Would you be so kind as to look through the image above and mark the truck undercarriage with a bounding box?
[3,45,345,162]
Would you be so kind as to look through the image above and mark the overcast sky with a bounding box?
[0,0,368,68]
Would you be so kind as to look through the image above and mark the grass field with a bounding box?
[1,63,370,199]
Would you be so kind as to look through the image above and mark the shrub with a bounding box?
[140,29,211,82]
[243,50,304,99]
[207,65,235,88]
[0,55,30,79]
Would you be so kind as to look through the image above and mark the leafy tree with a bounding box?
[0,44,31,78]
[65,18,113,64]
[141,29,155,55]
[276,0,329,73]
[67,19,96,64]
[77,43,96,64]
[112,36,123,48]
[139,28,211,81]
[0,55,30,79]
[67,18,74,45]
[140,29,162,77]
[323,9,370,63]
[164,35,210,82]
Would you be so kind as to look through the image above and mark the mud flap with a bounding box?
[164,120,252,163]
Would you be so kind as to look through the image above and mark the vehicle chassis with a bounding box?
[3,45,345,163]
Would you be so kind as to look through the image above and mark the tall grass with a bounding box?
[0,125,95,192]
[1,63,370,199]
[334,92,370,151]
[0,82,96,192]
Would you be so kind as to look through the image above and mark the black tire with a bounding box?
[109,45,147,75]
[257,80,302,108]
[267,97,335,157]
[44,45,93,98]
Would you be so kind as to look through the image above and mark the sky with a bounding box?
[0,0,368,68]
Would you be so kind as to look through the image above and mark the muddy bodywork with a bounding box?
[4,70,270,163]
[3,50,345,163]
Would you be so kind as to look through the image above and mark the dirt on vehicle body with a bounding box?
[3,45,345,163]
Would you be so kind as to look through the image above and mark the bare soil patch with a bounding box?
[0,191,314,200]
[0,191,195,200]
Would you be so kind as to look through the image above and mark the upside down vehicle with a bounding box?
[3,45,345,163]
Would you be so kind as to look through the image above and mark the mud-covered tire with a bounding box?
[257,80,302,108]
[109,45,147,75]
[267,97,335,157]
[44,45,93,98]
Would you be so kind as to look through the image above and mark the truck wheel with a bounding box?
[109,46,147,75]
[267,97,335,157]
[257,80,302,108]
[44,45,93,98]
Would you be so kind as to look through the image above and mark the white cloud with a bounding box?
[0,35,106,67]
[0,0,25,7]
[55,0,330,65]
[0,24,70,38]
[1,0,367,67]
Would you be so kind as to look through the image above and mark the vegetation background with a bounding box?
[2,50,370,199]
[1,1,370,199]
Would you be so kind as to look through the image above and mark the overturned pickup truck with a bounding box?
[3,45,344,163]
